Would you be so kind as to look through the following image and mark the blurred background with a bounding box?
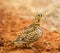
[0,0,60,53]
[0,0,60,32]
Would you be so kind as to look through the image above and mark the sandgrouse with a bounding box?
[7,14,42,49]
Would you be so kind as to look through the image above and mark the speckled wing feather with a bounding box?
[13,24,42,44]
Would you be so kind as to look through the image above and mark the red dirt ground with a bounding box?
[0,8,60,53]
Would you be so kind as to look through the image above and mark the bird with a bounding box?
[7,13,43,50]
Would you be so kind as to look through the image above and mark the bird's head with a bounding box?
[34,13,42,26]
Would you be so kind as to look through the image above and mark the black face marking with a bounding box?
[36,13,42,18]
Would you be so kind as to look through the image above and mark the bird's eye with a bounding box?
[35,13,42,18]
[38,14,42,17]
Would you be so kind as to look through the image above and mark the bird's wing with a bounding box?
[13,24,35,43]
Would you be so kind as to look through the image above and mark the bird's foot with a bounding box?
[29,44,41,53]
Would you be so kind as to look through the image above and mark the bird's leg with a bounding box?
[23,44,38,53]
[29,44,39,53]
[23,44,31,49]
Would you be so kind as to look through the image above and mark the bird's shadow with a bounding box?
[8,44,42,53]
[8,46,32,51]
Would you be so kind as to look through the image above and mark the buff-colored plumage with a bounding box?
[8,14,42,49]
